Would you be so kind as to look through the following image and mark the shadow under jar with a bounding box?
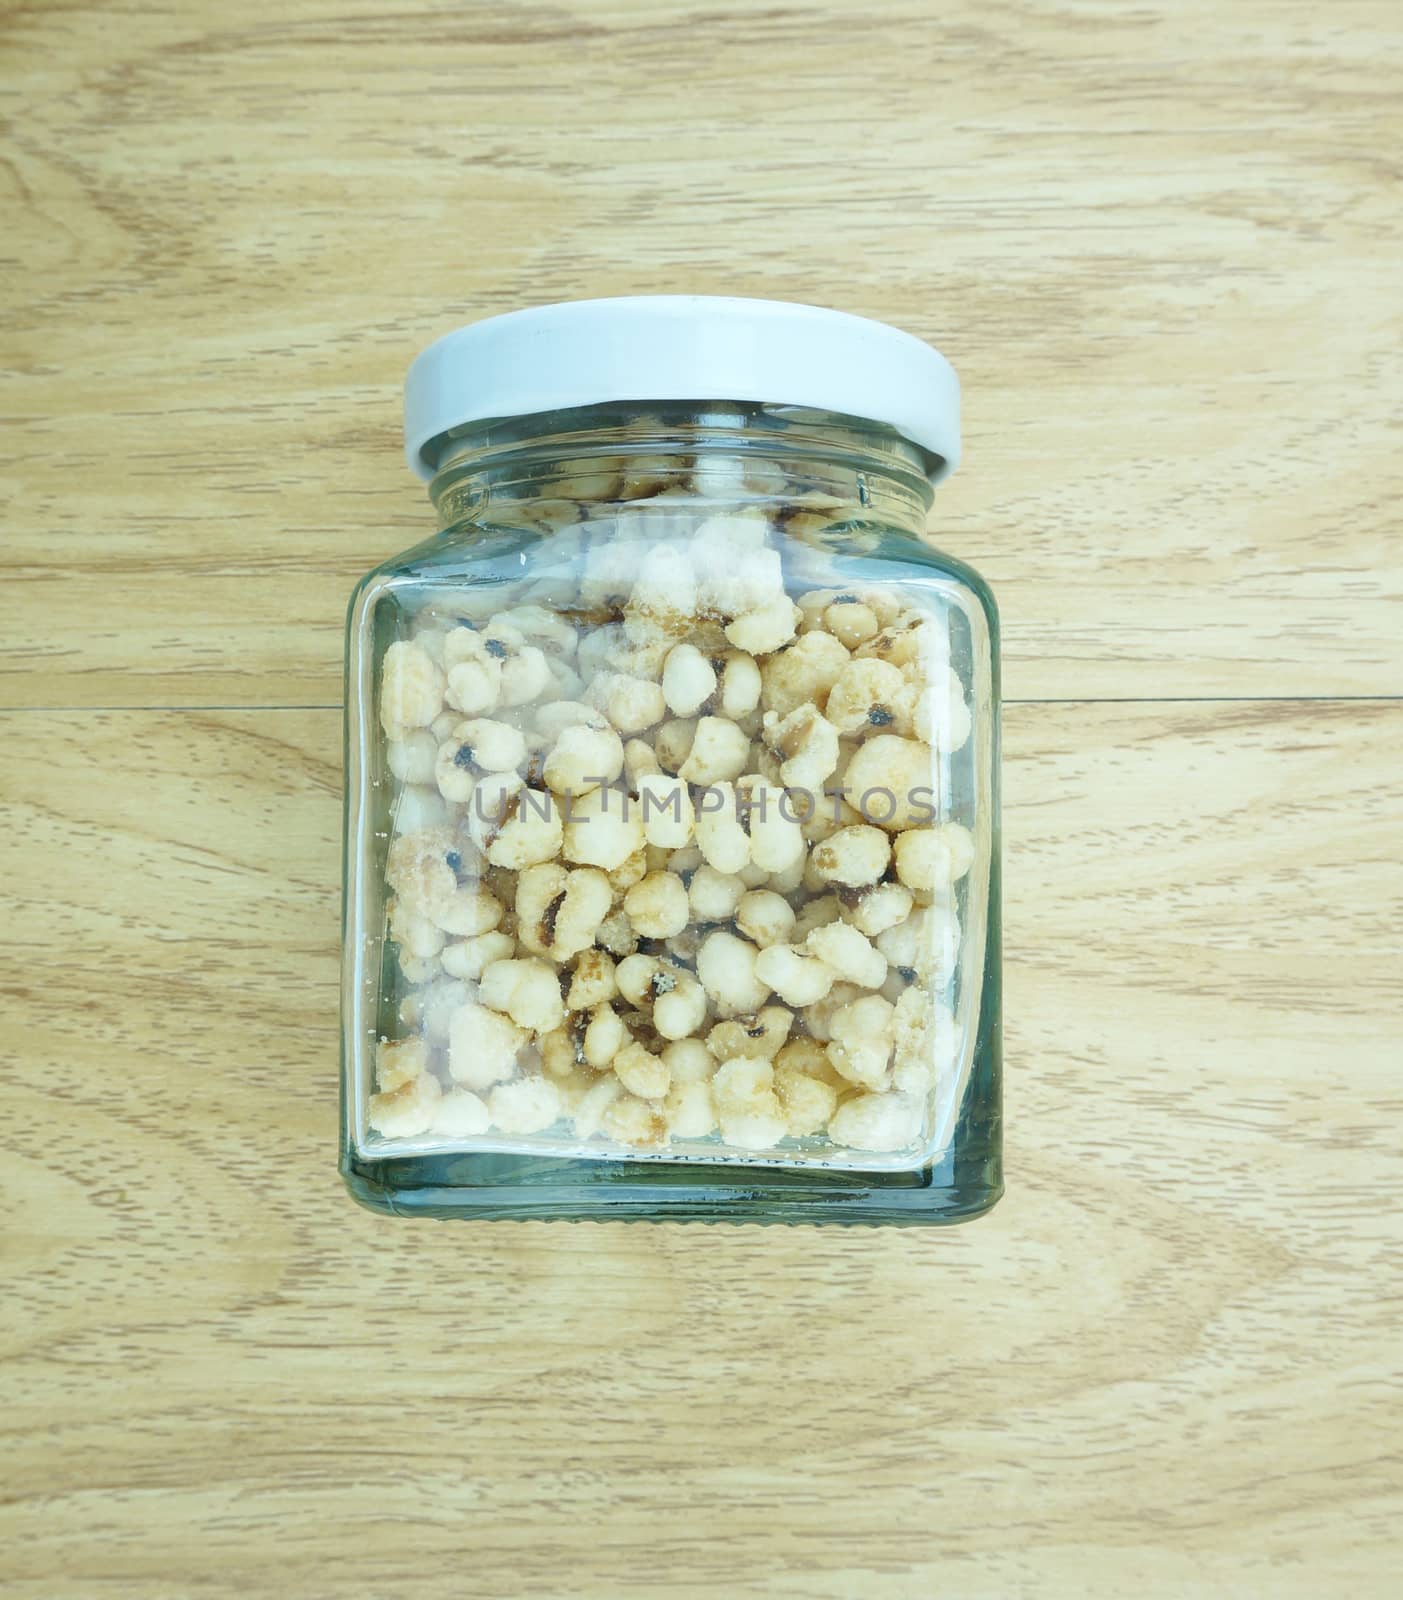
[341,297,1001,1224]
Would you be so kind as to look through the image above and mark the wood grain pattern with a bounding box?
[2,0,1401,706]
[2,704,1399,1597]
[3,0,1401,1594]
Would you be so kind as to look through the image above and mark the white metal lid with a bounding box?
[403,295,960,483]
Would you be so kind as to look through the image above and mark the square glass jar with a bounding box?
[341,299,1001,1224]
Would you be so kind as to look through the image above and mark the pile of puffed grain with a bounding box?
[364,507,973,1157]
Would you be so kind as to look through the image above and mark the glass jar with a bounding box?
[341,297,1001,1224]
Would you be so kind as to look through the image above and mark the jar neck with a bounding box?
[424,402,937,540]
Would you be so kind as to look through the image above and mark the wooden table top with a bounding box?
[3,2,1399,1594]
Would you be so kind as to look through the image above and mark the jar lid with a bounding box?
[403,295,960,483]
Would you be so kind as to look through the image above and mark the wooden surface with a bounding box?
[1,2,1399,1595]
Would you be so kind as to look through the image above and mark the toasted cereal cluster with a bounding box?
[367,504,974,1159]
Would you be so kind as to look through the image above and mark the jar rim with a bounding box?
[403,296,960,485]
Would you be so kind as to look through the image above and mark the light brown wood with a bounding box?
[2,0,1400,706]
[2,703,1399,1596]
[3,0,1401,1593]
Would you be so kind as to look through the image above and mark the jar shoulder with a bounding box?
[358,521,537,582]
[772,522,1001,659]
[834,529,999,625]
[347,515,999,643]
